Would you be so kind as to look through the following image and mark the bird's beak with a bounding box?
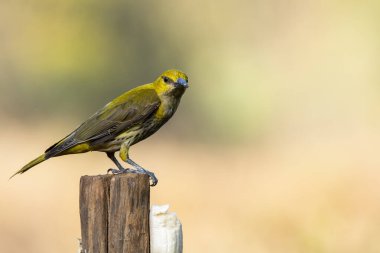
[176,78,189,88]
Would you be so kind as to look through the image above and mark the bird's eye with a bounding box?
[162,76,170,83]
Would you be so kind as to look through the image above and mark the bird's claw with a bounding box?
[107,168,134,174]
[131,169,158,186]
[106,168,157,186]
[148,172,158,186]
[138,170,158,186]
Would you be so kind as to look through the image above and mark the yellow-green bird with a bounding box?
[11,69,189,186]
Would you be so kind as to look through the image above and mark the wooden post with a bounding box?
[80,174,150,253]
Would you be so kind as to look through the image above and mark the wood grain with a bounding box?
[79,174,150,253]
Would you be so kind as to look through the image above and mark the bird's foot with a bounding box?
[107,168,136,174]
[136,169,158,187]
[107,168,157,186]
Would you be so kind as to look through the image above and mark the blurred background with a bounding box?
[1,0,380,252]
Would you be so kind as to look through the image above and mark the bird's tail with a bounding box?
[10,154,47,179]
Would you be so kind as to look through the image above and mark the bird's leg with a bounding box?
[127,158,158,186]
[119,143,158,186]
[106,152,134,174]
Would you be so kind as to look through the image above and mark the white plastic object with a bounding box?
[150,204,183,253]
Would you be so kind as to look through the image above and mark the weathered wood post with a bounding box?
[80,174,150,253]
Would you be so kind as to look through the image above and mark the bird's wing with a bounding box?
[45,88,161,157]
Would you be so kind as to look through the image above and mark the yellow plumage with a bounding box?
[11,69,189,185]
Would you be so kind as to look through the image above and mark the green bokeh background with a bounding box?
[2,1,379,144]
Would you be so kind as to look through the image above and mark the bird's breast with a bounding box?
[155,95,181,120]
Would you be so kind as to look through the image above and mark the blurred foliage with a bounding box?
[1,0,380,144]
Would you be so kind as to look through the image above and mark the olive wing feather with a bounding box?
[45,88,161,157]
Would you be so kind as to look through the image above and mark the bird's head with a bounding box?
[154,69,189,96]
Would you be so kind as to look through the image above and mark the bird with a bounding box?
[10,69,189,186]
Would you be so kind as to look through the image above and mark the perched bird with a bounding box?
[11,69,189,186]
